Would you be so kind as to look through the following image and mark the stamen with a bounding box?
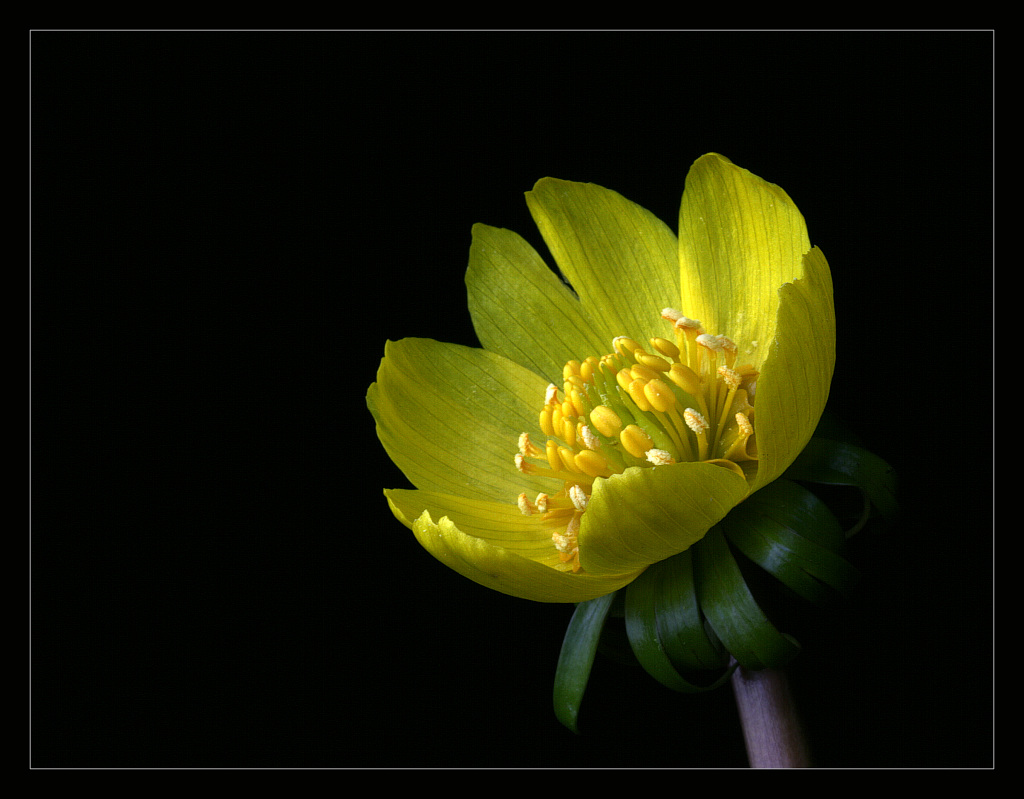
[643,378,676,413]
[518,432,543,458]
[589,405,623,438]
[684,407,709,434]
[569,484,589,511]
[684,408,710,461]
[514,308,760,573]
[620,424,654,459]
[717,366,741,390]
[645,448,675,466]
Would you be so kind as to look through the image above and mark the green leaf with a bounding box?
[553,592,617,733]
[693,528,802,670]
[721,481,859,602]
[784,438,898,519]
[624,564,734,693]
[649,552,728,672]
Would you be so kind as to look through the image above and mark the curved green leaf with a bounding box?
[553,592,617,733]
[693,528,801,670]
[719,479,859,601]
[650,552,728,672]
[784,438,898,519]
[624,565,734,693]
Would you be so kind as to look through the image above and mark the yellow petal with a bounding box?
[367,338,553,502]
[526,178,680,347]
[579,461,749,576]
[677,153,812,370]
[752,246,836,490]
[466,223,606,381]
[386,489,643,603]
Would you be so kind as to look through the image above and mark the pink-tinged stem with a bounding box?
[731,664,811,768]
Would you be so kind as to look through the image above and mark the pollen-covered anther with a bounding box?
[569,484,589,511]
[684,408,709,434]
[517,493,534,516]
[645,448,675,466]
[673,315,703,331]
[518,432,543,458]
[736,412,754,437]
[717,366,742,390]
[544,383,559,405]
[696,333,723,353]
[580,424,600,451]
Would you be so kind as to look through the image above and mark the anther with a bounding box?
[645,448,675,466]
[696,333,723,353]
[589,405,623,438]
[517,493,533,515]
[643,378,676,413]
[518,432,543,458]
[627,379,652,412]
[667,362,701,395]
[649,336,680,360]
[684,408,710,461]
[575,449,610,478]
[545,383,559,405]
[684,408,709,434]
[614,335,642,352]
[580,424,600,451]
[620,424,654,459]
[635,351,671,372]
[569,484,589,511]
[717,366,742,390]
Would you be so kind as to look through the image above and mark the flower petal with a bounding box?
[466,223,606,382]
[367,337,554,502]
[386,489,643,603]
[751,246,835,490]
[677,153,813,369]
[578,462,749,576]
[525,178,680,347]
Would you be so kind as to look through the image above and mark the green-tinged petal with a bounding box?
[466,223,606,382]
[367,338,554,502]
[525,178,680,347]
[751,246,836,490]
[579,462,749,576]
[386,489,643,603]
[677,153,813,364]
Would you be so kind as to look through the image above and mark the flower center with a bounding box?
[514,308,759,573]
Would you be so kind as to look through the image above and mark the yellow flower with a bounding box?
[367,154,834,603]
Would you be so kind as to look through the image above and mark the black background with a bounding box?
[31,31,993,769]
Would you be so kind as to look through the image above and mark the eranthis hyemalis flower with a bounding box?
[367,154,834,603]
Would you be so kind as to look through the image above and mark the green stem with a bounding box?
[731,663,811,768]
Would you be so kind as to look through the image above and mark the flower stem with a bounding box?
[731,663,811,768]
